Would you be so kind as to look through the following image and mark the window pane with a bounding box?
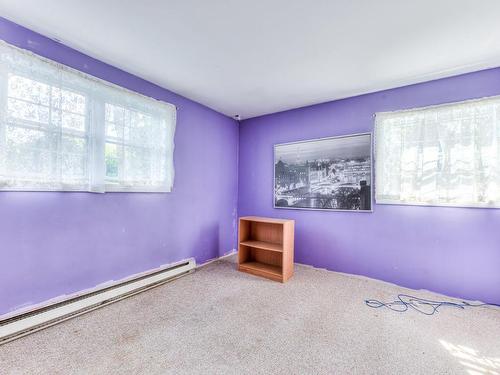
[5,126,53,176]
[62,135,86,155]
[106,121,123,138]
[126,112,151,145]
[61,112,85,131]
[124,146,151,180]
[8,75,50,105]
[7,98,50,124]
[375,97,500,207]
[52,87,86,114]
[105,143,119,178]
[104,103,169,189]
[105,103,125,123]
[3,71,89,189]
[62,154,87,178]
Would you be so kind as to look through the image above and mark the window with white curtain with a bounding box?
[0,41,176,193]
[375,97,500,208]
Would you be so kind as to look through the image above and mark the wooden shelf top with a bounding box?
[239,240,283,252]
[239,261,283,277]
[239,216,294,224]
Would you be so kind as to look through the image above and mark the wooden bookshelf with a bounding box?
[238,216,294,283]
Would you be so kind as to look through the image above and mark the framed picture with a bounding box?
[274,132,372,212]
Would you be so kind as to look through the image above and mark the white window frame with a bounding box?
[0,41,176,193]
[374,96,500,208]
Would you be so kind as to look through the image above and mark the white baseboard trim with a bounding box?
[0,258,196,345]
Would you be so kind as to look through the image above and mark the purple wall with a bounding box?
[239,68,500,304]
[0,18,239,315]
[1,18,499,316]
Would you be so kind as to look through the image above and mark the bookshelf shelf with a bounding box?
[239,262,282,277]
[239,240,283,253]
[238,216,294,283]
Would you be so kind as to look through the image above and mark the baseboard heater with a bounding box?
[0,258,196,345]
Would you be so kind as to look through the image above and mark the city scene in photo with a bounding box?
[274,134,372,211]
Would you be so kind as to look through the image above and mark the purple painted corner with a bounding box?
[238,68,500,305]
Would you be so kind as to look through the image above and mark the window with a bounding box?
[104,103,172,191]
[375,97,500,208]
[0,41,176,192]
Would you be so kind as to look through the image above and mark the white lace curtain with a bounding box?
[375,97,500,208]
[0,41,176,193]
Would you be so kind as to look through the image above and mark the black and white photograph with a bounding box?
[274,133,372,211]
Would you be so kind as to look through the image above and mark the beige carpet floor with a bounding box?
[1,257,499,375]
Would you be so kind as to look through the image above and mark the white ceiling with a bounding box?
[1,1,500,119]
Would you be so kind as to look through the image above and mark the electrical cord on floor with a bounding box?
[365,294,500,316]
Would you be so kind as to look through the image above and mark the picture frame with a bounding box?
[274,132,373,212]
